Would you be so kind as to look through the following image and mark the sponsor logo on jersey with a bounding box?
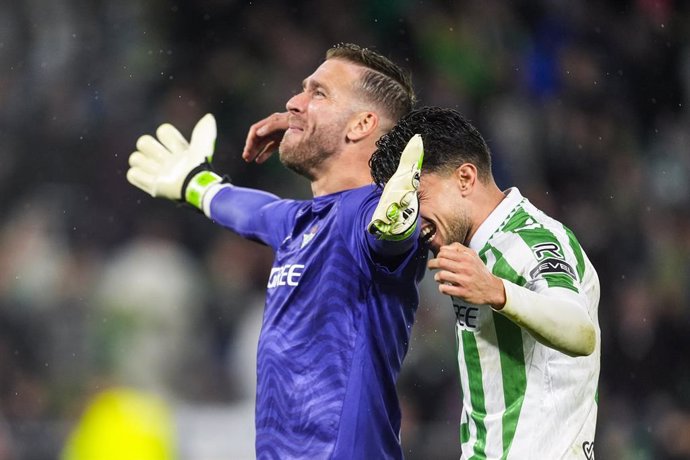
[582,441,594,459]
[529,257,576,279]
[528,242,576,280]
[267,264,305,289]
[453,298,480,331]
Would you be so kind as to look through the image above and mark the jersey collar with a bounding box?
[468,187,524,252]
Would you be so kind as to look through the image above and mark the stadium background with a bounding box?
[1,0,689,458]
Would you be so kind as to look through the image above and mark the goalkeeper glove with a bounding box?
[126,113,223,210]
[368,134,424,241]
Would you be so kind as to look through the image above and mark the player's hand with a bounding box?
[242,112,288,164]
[127,113,222,208]
[368,134,424,240]
[427,242,506,307]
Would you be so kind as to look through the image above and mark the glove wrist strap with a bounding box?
[182,163,223,210]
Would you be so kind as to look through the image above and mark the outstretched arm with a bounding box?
[428,242,596,357]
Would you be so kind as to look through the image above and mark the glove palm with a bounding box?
[127,114,218,201]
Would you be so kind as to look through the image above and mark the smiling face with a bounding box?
[279,59,364,179]
[418,172,473,255]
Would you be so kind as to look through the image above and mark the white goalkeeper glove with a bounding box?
[368,134,424,241]
[126,113,224,210]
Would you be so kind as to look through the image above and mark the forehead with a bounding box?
[419,171,451,194]
[306,58,363,91]
[420,171,441,185]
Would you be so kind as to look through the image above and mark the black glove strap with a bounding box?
[180,162,212,200]
[178,162,231,215]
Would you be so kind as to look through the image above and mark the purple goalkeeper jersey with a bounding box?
[208,183,427,459]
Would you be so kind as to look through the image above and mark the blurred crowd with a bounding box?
[0,0,689,458]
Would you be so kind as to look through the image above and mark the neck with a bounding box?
[310,161,373,196]
[309,143,375,197]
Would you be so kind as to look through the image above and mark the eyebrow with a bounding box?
[302,77,329,92]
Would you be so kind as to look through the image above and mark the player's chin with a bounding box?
[278,139,300,161]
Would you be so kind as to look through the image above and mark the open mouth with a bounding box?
[420,221,436,244]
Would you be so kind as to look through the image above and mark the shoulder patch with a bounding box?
[529,257,576,279]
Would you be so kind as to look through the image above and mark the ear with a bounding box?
[454,163,478,196]
[346,111,379,141]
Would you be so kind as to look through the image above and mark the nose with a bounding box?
[286,91,307,114]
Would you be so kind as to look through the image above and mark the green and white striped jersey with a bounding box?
[454,188,600,460]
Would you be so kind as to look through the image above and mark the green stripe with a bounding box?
[462,331,488,458]
[460,421,470,445]
[487,246,528,458]
[537,273,578,292]
[493,313,526,459]
[487,247,526,287]
[565,226,586,281]
[498,205,531,233]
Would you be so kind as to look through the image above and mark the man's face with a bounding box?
[279,58,363,178]
[418,172,471,255]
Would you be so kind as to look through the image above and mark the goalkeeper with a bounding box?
[370,107,600,459]
[127,44,427,460]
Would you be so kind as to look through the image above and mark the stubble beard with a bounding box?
[445,207,472,247]
[278,122,345,181]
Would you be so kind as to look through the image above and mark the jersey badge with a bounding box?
[301,225,318,249]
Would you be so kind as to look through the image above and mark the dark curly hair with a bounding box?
[370,106,493,187]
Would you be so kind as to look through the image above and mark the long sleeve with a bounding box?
[203,183,301,249]
[497,281,596,357]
